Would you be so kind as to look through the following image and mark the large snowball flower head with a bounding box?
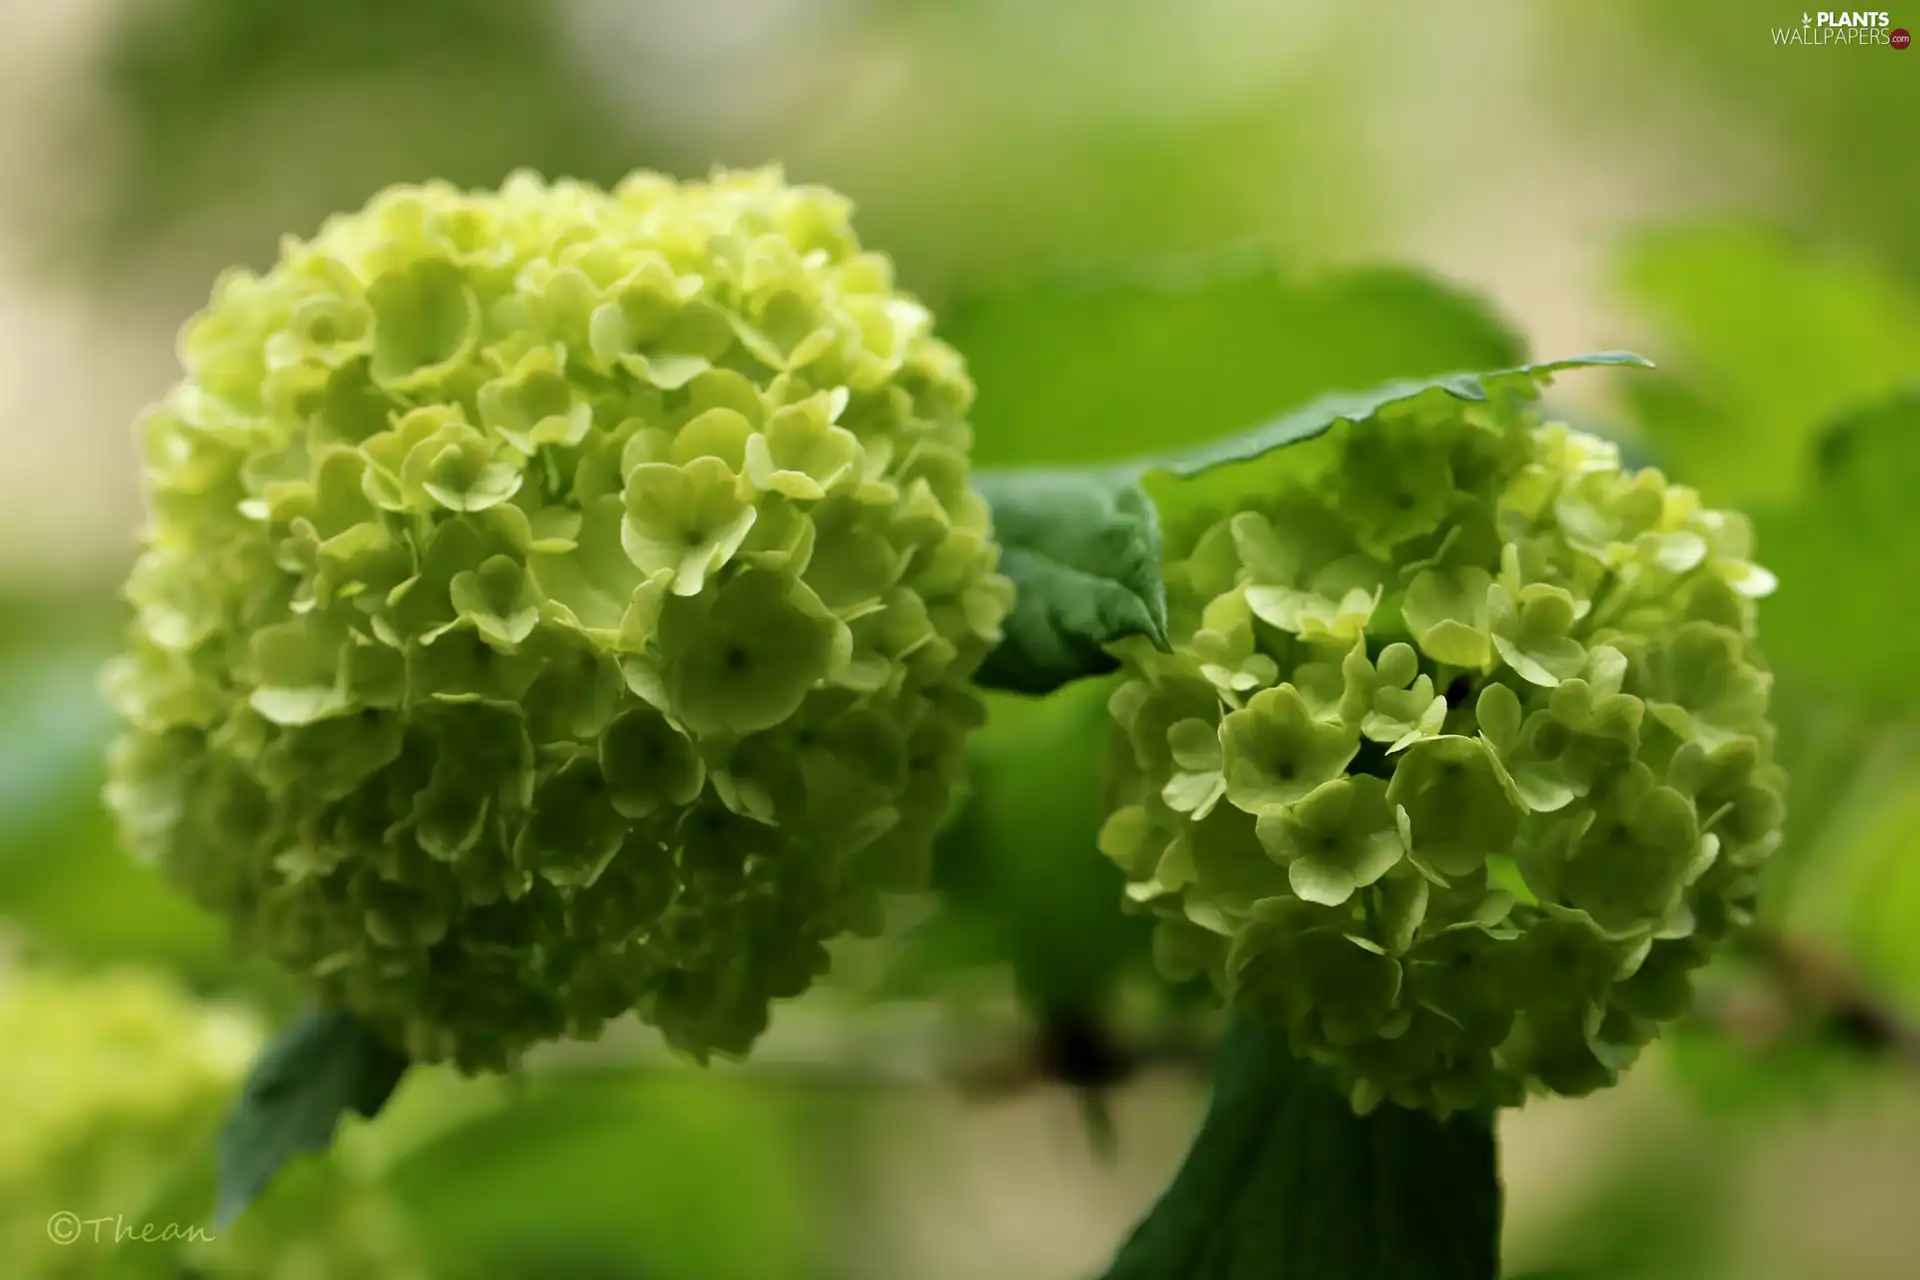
[1100,381,1783,1115]
[104,169,1013,1071]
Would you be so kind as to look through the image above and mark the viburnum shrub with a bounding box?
[1099,390,1785,1114]
[104,168,1013,1072]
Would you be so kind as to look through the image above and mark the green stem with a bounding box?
[1101,1016,1501,1280]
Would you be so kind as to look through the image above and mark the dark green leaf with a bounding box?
[216,1005,410,1228]
[1102,1017,1500,1280]
[975,468,1168,694]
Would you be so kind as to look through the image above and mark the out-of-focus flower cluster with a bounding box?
[105,169,1011,1071]
[1101,388,1783,1114]
[0,967,424,1279]
[0,968,254,1273]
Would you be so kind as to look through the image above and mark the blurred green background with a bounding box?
[2,2,1918,1277]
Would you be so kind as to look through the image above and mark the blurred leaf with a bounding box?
[86,1142,219,1280]
[945,251,1528,470]
[1757,679,1893,900]
[1663,1009,1895,1120]
[0,625,228,973]
[0,641,112,836]
[216,1006,409,1228]
[1589,4,1920,285]
[0,601,229,969]
[1616,223,1920,505]
[386,1071,814,1280]
[910,677,1153,1019]
[1102,1015,1500,1280]
[822,4,1382,292]
[1787,739,1920,1015]
[82,0,657,263]
[1504,1114,1733,1280]
[1752,393,1920,705]
[974,469,1169,695]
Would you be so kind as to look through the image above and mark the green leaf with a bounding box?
[1784,736,1920,1014]
[1502,1122,1733,1280]
[1752,393,1920,706]
[947,250,1550,692]
[0,642,113,838]
[1102,1016,1500,1280]
[1616,223,1920,506]
[974,468,1169,694]
[907,677,1156,1016]
[385,1072,815,1280]
[947,251,1529,470]
[0,613,227,974]
[1149,353,1651,479]
[215,1005,410,1228]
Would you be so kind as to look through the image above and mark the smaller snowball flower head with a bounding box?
[0,968,257,1270]
[0,967,424,1280]
[106,169,1012,1071]
[1100,384,1783,1114]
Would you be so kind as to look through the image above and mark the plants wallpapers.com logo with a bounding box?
[1773,11,1912,45]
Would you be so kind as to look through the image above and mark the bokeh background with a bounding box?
[2,2,1918,1277]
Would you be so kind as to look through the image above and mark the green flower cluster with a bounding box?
[105,169,1011,1070]
[0,968,251,1274]
[1100,392,1784,1114]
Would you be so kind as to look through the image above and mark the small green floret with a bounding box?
[1102,403,1783,1114]
[106,169,1012,1071]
